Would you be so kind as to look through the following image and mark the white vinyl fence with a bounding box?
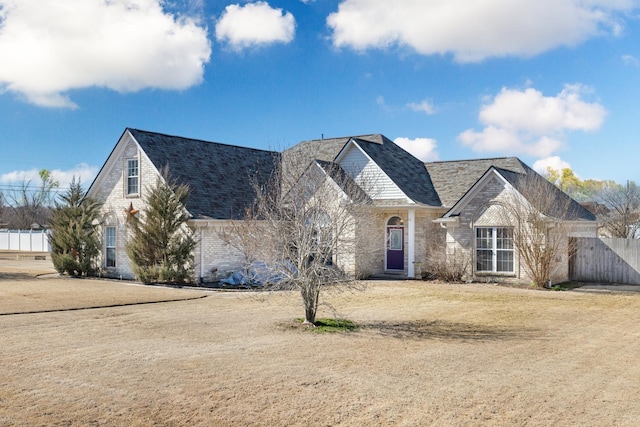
[0,229,51,252]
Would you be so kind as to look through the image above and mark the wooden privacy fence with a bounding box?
[0,229,51,252]
[570,237,640,285]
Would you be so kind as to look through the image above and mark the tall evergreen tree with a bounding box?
[49,178,102,276]
[126,168,196,284]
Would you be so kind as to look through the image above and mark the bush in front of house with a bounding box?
[49,178,102,277]
[126,168,196,284]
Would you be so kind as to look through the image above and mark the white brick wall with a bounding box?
[93,141,147,279]
[193,222,247,283]
[444,176,598,285]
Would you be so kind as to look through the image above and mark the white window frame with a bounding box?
[126,158,139,196]
[105,226,116,268]
[475,226,514,273]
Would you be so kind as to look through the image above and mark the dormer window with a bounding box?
[126,159,139,196]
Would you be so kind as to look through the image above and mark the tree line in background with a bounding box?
[0,169,59,229]
[544,167,640,239]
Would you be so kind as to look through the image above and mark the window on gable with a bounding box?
[475,227,513,273]
[105,226,116,267]
[126,159,139,196]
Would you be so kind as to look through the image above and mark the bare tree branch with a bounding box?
[220,147,376,324]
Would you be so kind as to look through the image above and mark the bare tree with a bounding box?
[221,150,374,325]
[0,191,5,227]
[598,181,640,238]
[503,171,582,288]
[4,169,59,229]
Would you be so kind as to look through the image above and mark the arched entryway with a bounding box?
[386,216,404,271]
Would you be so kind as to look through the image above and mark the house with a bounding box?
[87,128,598,285]
[86,128,278,281]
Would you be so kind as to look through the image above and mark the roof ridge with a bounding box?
[302,133,383,143]
[425,156,519,165]
[127,128,278,154]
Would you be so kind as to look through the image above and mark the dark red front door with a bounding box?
[386,226,404,270]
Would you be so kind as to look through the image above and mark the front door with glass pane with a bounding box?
[386,226,404,270]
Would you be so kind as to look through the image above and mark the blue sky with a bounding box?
[1,0,640,193]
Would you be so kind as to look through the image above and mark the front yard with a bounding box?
[1,271,640,425]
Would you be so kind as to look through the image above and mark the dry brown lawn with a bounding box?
[2,258,640,426]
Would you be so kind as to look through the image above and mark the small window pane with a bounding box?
[496,250,513,272]
[476,250,493,271]
[388,229,403,250]
[105,227,116,247]
[105,227,116,267]
[387,216,404,226]
[496,228,513,249]
[127,159,139,195]
[476,227,493,249]
[106,248,116,267]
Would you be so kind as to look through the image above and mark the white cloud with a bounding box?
[479,85,606,134]
[1,164,99,190]
[622,54,640,66]
[533,156,572,176]
[394,137,439,162]
[0,0,211,108]
[215,2,295,51]
[327,0,637,62]
[458,84,606,158]
[407,99,436,115]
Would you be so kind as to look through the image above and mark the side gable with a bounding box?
[88,129,280,220]
[86,128,155,203]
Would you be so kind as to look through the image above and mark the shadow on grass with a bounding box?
[363,319,539,342]
[0,272,35,281]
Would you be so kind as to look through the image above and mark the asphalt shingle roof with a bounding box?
[352,136,442,206]
[129,128,279,220]
[427,156,595,221]
[425,157,526,208]
[127,129,593,222]
[497,162,596,221]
